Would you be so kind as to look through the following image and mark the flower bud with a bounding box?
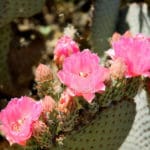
[35,64,52,82]
[54,35,80,65]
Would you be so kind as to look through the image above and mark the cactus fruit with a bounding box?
[0,0,45,27]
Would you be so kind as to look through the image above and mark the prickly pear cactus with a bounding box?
[0,25,14,95]
[91,0,121,55]
[97,77,141,107]
[0,0,45,95]
[120,89,150,150]
[0,0,45,27]
[61,100,135,150]
[117,2,150,36]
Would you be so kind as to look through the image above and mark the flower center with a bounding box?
[79,72,88,78]
[11,119,24,132]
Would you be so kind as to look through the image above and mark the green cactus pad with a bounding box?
[0,0,45,27]
[91,0,120,55]
[98,79,126,107]
[120,89,150,150]
[60,100,135,150]
[0,25,14,94]
[125,77,141,99]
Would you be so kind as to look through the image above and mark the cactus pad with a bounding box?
[0,0,45,27]
[0,25,14,94]
[91,0,120,55]
[98,79,126,107]
[61,100,135,150]
[120,89,150,150]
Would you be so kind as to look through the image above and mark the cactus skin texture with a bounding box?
[98,77,140,107]
[120,89,150,150]
[60,100,135,150]
[91,0,121,55]
[0,0,45,27]
[0,25,15,95]
[0,0,45,95]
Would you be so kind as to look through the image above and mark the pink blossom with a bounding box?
[35,64,52,82]
[109,33,150,77]
[54,35,80,65]
[0,96,42,146]
[58,50,109,103]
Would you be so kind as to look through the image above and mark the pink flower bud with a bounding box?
[35,64,52,82]
[42,96,56,113]
[32,120,49,136]
[54,35,80,65]
[57,88,75,114]
[109,58,127,79]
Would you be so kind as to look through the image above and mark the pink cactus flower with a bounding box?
[0,96,42,146]
[108,33,150,77]
[35,64,52,82]
[58,50,109,103]
[54,35,80,65]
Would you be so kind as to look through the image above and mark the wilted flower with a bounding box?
[35,64,52,82]
[0,96,42,146]
[108,33,150,77]
[54,35,80,65]
[58,50,109,103]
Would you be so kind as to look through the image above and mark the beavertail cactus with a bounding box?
[0,0,45,27]
[0,25,14,95]
[0,0,45,95]
[91,0,121,55]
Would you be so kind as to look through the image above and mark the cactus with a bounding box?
[91,0,150,55]
[91,0,121,55]
[0,0,45,27]
[0,0,45,95]
[1,1,150,150]
[60,100,135,150]
[0,25,15,95]
[120,89,150,150]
